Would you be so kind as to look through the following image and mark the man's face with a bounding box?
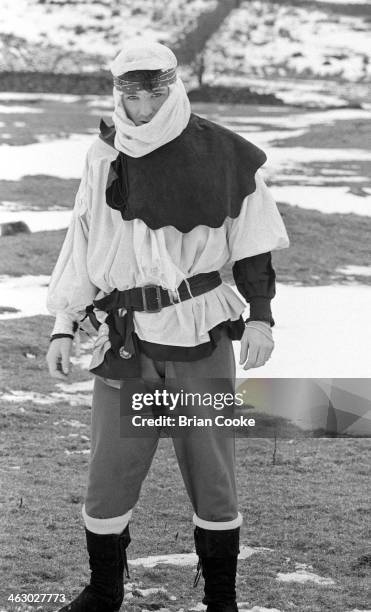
[121,85,169,125]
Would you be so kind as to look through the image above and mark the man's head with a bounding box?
[110,41,177,126]
[117,69,170,125]
[109,40,191,156]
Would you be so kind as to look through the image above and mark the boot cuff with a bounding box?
[194,523,241,557]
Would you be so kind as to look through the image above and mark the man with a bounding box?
[46,40,289,612]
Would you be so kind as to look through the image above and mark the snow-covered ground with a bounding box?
[276,563,335,586]
[239,76,371,109]
[1,102,370,216]
[0,104,43,114]
[204,0,371,83]
[0,209,72,232]
[0,0,217,71]
[0,275,50,317]
[0,0,370,94]
[0,134,93,180]
[234,283,371,378]
[313,0,368,4]
[129,545,271,569]
[271,186,371,216]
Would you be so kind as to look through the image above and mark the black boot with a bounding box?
[194,526,240,612]
[59,525,131,612]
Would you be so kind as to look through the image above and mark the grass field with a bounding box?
[1,389,370,611]
[1,96,371,611]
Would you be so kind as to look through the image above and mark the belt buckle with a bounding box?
[141,285,162,313]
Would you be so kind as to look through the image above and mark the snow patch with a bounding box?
[53,419,87,428]
[86,97,114,109]
[223,107,371,130]
[276,567,335,585]
[0,92,83,103]
[0,389,92,407]
[273,174,368,186]
[313,0,367,4]
[133,587,169,597]
[130,545,271,568]
[336,265,371,276]
[265,146,371,165]
[0,201,29,211]
[51,392,92,407]
[191,606,282,612]
[0,274,49,319]
[0,135,94,180]
[273,185,371,216]
[0,104,43,114]
[234,283,371,378]
[0,390,53,405]
[238,607,282,612]
[0,210,72,232]
[56,380,94,393]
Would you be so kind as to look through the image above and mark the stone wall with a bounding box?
[0,71,283,104]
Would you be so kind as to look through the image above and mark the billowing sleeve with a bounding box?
[46,151,99,335]
[227,170,289,326]
[227,170,289,261]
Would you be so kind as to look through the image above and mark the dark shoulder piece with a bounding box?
[99,119,116,149]
[102,112,268,233]
[193,113,267,170]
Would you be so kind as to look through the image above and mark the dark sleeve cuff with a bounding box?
[245,297,275,327]
[50,333,74,343]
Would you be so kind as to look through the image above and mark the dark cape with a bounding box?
[100,113,267,233]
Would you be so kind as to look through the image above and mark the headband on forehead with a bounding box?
[113,67,177,93]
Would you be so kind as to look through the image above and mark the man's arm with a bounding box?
[232,251,276,370]
[227,170,289,369]
[232,251,276,326]
[46,150,97,378]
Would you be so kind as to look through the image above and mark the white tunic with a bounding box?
[47,137,289,368]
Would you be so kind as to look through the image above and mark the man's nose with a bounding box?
[138,99,153,119]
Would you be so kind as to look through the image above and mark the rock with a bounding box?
[0,305,20,314]
[0,221,31,237]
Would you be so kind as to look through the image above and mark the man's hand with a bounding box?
[46,337,73,379]
[239,321,274,370]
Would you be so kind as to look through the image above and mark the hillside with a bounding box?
[0,0,217,72]
[0,0,370,86]
[203,0,371,83]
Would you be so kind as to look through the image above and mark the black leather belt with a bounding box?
[85,271,222,360]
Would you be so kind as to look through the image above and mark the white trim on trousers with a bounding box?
[82,504,132,534]
[193,512,243,530]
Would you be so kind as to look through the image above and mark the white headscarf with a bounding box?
[110,40,191,158]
